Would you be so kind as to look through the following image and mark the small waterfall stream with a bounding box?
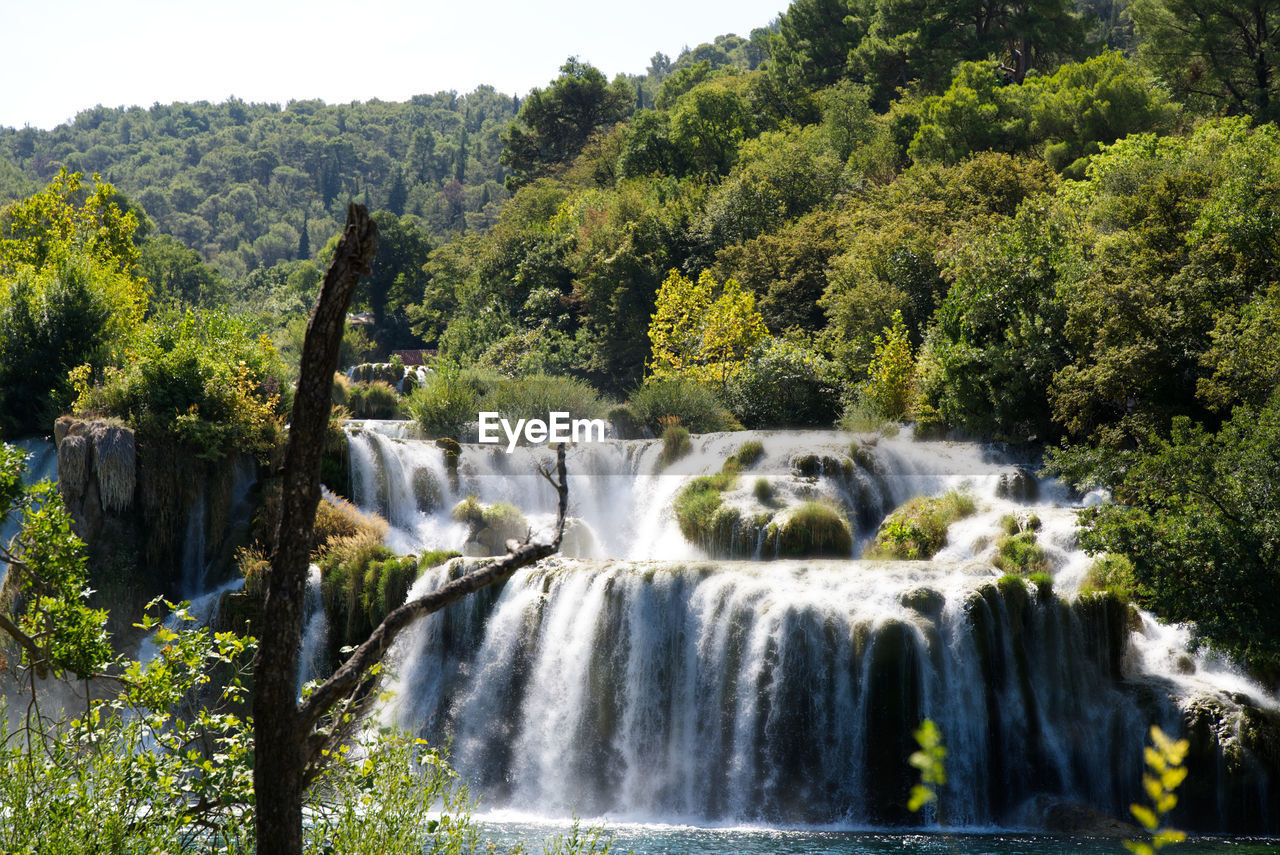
[339,425,1277,832]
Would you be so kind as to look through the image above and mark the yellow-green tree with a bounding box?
[0,171,147,436]
[863,310,917,420]
[647,269,767,387]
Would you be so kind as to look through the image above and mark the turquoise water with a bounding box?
[480,822,1280,854]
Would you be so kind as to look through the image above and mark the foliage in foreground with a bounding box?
[1124,726,1189,855]
[1,442,611,854]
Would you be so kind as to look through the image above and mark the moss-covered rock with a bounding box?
[436,436,461,490]
[672,472,736,543]
[899,586,945,619]
[865,490,976,559]
[411,467,444,513]
[791,453,853,479]
[764,501,853,557]
[452,497,528,556]
[996,466,1039,502]
[993,531,1050,575]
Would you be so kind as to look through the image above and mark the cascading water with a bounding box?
[297,564,329,695]
[343,424,1279,833]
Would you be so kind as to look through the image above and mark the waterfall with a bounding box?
[297,564,329,696]
[345,426,1278,832]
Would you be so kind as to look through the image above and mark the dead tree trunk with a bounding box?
[253,204,570,855]
[253,203,377,855]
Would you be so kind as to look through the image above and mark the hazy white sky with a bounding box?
[4,0,785,130]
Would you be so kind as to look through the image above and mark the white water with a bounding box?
[297,564,329,696]
[342,426,1276,831]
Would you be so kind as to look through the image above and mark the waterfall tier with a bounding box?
[341,424,1279,832]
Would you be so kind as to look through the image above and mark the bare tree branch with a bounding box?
[298,443,568,735]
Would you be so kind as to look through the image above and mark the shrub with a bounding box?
[992,531,1050,575]
[753,477,774,504]
[731,440,765,468]
[1082,554,1138,599]
[838,399,898,435]
[407,366,609,439]
[313,495,388,556]
[766,501,853,557]
[73,308,288,461]
[405,363,482,439]
[345,380,401,419]
[478,373,608,423]
[607,404,642,438]
[331,371,352,406]
[867,490,976,559]
[321,406,351,496]
[629,376,740,434]
[237,546,271,598]
[661,421,692,466]
[723,337,841,428]
[999,512,1042,536]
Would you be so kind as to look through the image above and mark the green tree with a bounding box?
[669,75,756,176]
[501,58,633,188]
[849,0,1085,98]
[1133,0,1280,122]
[820,151,1057,376]
[0,169,140,277]
[923,198,1073,441]
[1049,118,1280,443]
[715,209,842,334]
[356,211,433,353]
[723,336,841,427]
[1053,389,1280,677]
[767,0,867,105]
[909,53,1179,176]
[138,233,225,307]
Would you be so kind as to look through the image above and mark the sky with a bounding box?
[3,0,786,130]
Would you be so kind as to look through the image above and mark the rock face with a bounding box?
[55,417,258,611]
[1023,796,1140,837]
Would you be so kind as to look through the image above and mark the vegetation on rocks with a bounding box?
[764,500,853,557]
[660,421,692,466]
[867,491,976,559]
[452,496,528,555]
